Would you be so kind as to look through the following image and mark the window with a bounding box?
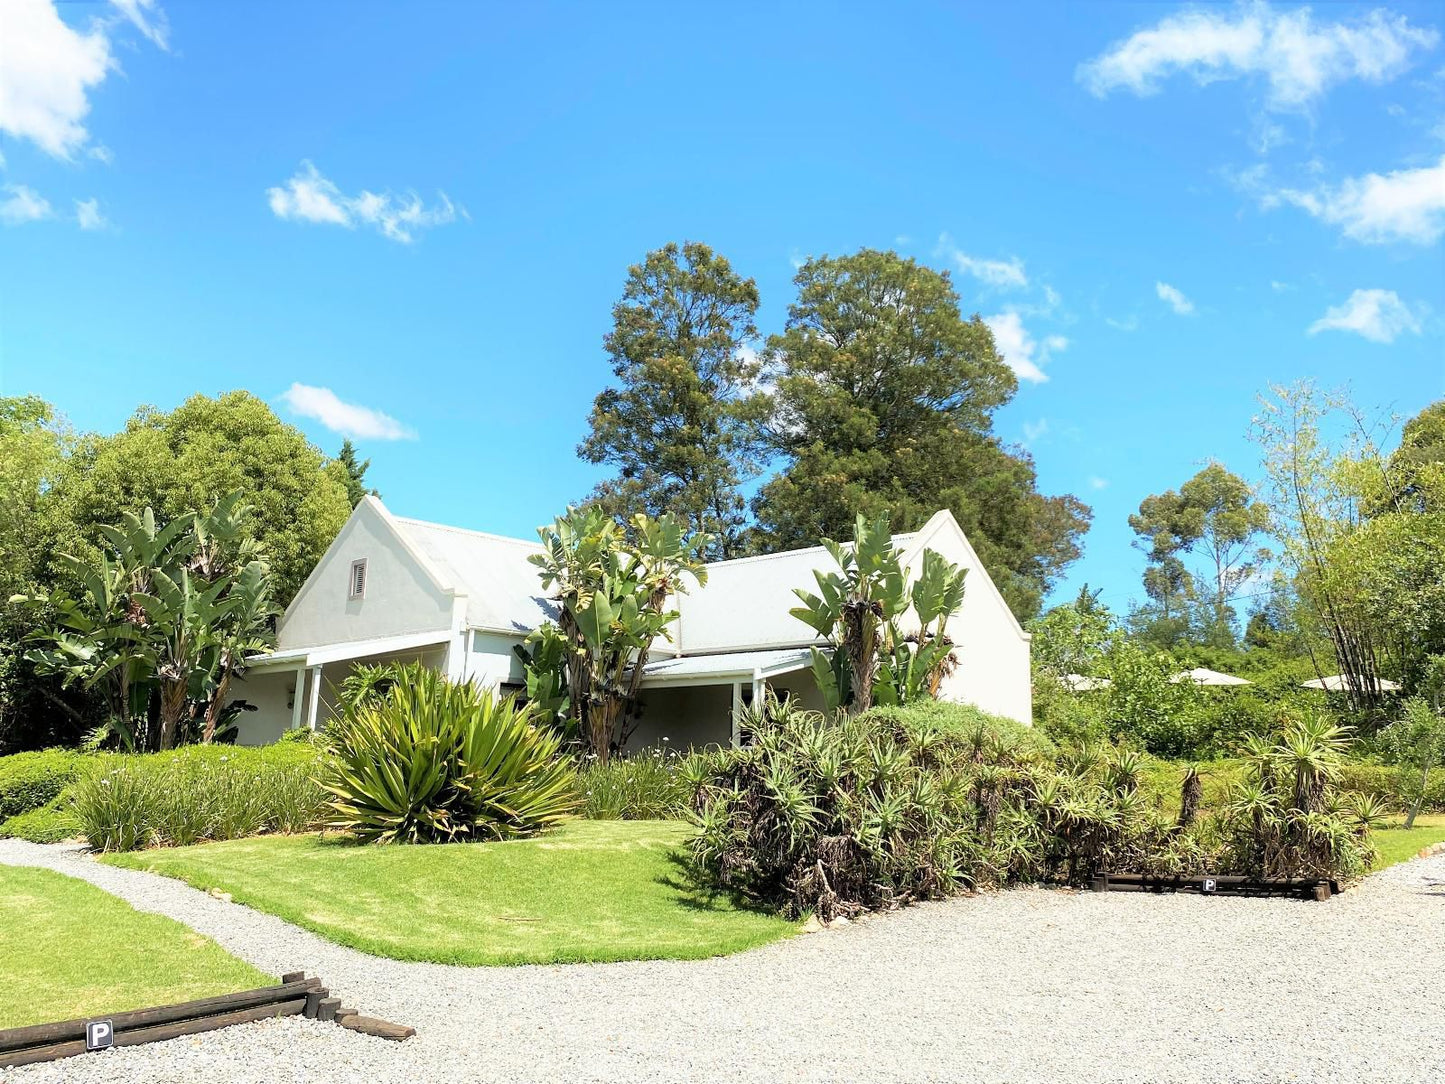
[349,558,367,599]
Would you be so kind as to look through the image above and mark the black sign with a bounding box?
[85,1020,114,1051]
[1201,877,1217,894]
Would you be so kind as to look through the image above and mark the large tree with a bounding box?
[1252,387,1445,711]
[336,439,379,508]
[1128,462,1270,645]
[752,249,1089,619]
[50,391,352,604]
[0,398,97,751]
[579,242,765,560]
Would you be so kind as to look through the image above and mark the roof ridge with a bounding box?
[393,517,543,550]
[703,530,921,570]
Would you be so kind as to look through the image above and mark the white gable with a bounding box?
[277,498,456,651]
[392,517,557,635]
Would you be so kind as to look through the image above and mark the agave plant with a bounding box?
[320,663,579,844]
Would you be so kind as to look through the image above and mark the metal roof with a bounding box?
[639,648,815,686]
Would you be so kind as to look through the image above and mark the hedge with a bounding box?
[1338,763,1445,814]
[0,797,80,843]
[0,750,86,820]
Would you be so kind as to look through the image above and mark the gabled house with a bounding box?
[230,498,1033,746]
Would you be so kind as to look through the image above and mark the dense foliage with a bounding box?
[13,495,277,752]
[577,747,692,820]
[690,700,1199,921]
[68,743,326,852]
[523,506,709,762]
[750,250,1089,619]
[1217,712,1379,881]
[320,663,578,843]
[790,513,967,713]
[690,699,1381,921]
[1,391,360,753]
[579,242,766,560]
[0,748,85,821]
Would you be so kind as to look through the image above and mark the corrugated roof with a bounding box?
[639,647,815,684]
[391,517,557,634]
[674,537,917,654]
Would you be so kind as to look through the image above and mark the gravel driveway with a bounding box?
[1,838,1441,1084]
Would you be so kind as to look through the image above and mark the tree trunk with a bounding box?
[1404,765,1429,830]
[202,666,234,743]
[158,681,187,751]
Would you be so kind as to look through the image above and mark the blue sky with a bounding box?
[2,0,1442,616]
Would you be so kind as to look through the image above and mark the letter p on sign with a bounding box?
[85,1020,114,1051]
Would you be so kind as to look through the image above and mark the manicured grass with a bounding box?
[105,819,795,966]
[0,865,271,1029]
[1371,814,1445,871]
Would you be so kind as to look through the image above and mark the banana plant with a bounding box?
[12,492,277,751]
[529,505,711,762]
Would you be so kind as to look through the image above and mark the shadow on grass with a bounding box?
[655,847,782,919]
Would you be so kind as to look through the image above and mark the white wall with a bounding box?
[461,629,526,690]
[229,669,297,746]
[279,501,454,651]
[906,518,1033,726]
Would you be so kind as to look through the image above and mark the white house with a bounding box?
[229,498,1032,747]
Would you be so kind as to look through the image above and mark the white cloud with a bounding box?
[1106,315,1140,332]
[1156,281,1196,315]
[1268,155,1445,245]
[1270,279,1293,292]
[0,0,169,160]
[0,0,113,158]
[1078,3,1438,111]
[1022,419,1050,444]
[1307,288,1421,343]
[267,161,462,243]
[74,197,106,230]
[279,383,416,440]
[984,312,1066,384]
[109,0,169,51]
[1088,476,1110,491]
[1,184,53,225]
[936,233,1028,288]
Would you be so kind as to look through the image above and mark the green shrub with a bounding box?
[320,662,579,844]
[70,744,327,852]
[689,698,1192,921]
[578,747,692,819]
[0,797,80,843]
[858,700,1057,755]
[1338,761,1445,813]
[0,749,85,820]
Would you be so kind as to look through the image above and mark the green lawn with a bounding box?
[1371,814,1445,871]
[0,865,271,1029]
[105,819,795,966]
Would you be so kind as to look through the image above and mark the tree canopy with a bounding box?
[579,242,766,560]
[1128,462,1270,646]
[751,249,1089,619]
[51,391,352,603]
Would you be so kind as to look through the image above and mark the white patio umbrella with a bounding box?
[1301,674,1402,693]
[1171,667,1252,687]
[1063,673,1112,692]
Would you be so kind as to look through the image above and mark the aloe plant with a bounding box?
[320,663,578,844]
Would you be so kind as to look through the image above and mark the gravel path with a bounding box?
[2,838,1442,1084]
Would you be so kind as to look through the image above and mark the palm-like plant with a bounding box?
[791,514,968,714]
[528,506,710,762]
[13,495,277,751]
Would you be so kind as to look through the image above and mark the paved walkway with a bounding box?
[2,838,1442,1083]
